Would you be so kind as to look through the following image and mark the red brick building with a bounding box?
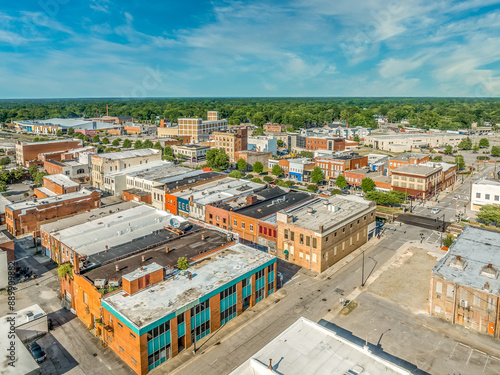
[15,139,83,167]
[263,123,289,132]
[391,164,442,199]
[305,137,345,151]
[315,154,368,181]
[344,167,382,187]
[388,153,430,174]
[123,188,152,204]
[5,189,100,236]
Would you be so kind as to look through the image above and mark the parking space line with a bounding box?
[466,348,473,365]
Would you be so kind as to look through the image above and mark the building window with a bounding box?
[312,238,317,248]
[447,285,454,298]
[177,313,185,324]
[249,224,253,232]
[476,193,481,198]
[299,251,303,258]
[233,219,237,227]
[284,229,288,239]
[488,297,495,310]
[119,346,124,352]
[130,333,136,339]
[241,222,245,229]
[117,322,123,328]
[436,281,442,294]
[107,335,112,342]
[496,196,499,201]
[485,194,490,200]
[83,291,88,305]
[312,253,317,263]
[131,357,137,365]
[300,234,304,244]
[306,236,310,246]
[209,214,213,219]
[291,231,295,241]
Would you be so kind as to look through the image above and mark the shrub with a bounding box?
[177,257,190,270]
[57,263,73,279]
[252,177,264,183]
[263,176,273,183]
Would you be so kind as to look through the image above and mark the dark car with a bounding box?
[29,342,41,352]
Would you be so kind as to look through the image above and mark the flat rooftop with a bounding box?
[391,152,427,161]
[159,171,222,192]
[44,174,79,188]
[0,195,12,214]
[473,178,500,186]
[84,228,228,281]
[54,206,187,257]
[103,243,275,329]
[316,153,365,160]
[21,138,82,147]
[433,226,500,295]
[229,317,410,375]
[97,148,160,160]
[40,201,138,234]
[368,133,463,139]
[175,144,210,149]
[214,185,288,210]
[235,190,313,219]
[104,160,171,179]
[6,188,95,211]
[128,164,194,182]
[122,188,150,197]
[280,195,376,234]
[35,187,57,197]
[392,164,441,176]
[176,178,262,205]
[422,161,455,172]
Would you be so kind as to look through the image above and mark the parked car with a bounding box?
[29,342,46,363]
[431,208,441,214]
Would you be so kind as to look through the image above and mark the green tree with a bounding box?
[177,257,190,270]
[56,130,62,136]
[492,146,500,156]
[252,177,264,183]
[443,234,455,248]
[472,143,480,153]
[34,171,49,186]
[229,170,243,178]
[253,161,264,174]
[477,205,500,226]
[0,181,6,192]
[252,127,265,136]
[28,165,38,179]
[67,128,74,136]
[74,132,84,139]
[271,164,282,177]
[102,137,110,144]
[330,189,342,195]
[353,134,360,143]
[92,135,100,143]
[134,140,143,149]
[0,157,10,165]
[263,176,273,183]
[361,177,375,192]
[237,158,247,171]
[153,141,162,150]
[336,175,348,189]
[479,138,490,148]
[83,135,89,142]
[458,137,472,150]
[297,151,314,158]
[13,167,24,181]
[112,139,120,147]
[445,145,453,154]
[307,184,318,192]
[277,139,284,147]
[57,263,73,279]
[163,145,173,156]
[455,155,465,170]
[206,148,229,170]
[143,139,153,148]
[123,139,132,148]
[104,147,114,152]
[310,167,324,184]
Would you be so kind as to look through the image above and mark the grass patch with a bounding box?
[340,301,358,316]
[375,206,403,213]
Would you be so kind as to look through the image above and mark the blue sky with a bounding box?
[1,0,500,98]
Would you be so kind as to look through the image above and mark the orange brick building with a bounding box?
[388,152,429,174]
[305,137,345,151]
[315,154,368,181]
[263,123,289,132]
[391,164,442,199]
[5,189,100,236]
[122,189,152,204]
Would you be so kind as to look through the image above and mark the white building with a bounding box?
[172,144,210,162]
[230,317,410,375]
[365,133,466,151]
[471,179,500,211]
[248,136,278,155]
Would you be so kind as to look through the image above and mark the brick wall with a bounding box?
[43,160,65,175]
[43,177,80,195]
[19,140,82,166]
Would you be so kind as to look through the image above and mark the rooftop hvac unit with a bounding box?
[94,279,106,288]
[108,280,119,287]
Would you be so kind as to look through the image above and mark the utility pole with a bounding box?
[361,250,365,287]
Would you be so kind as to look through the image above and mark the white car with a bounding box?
[431,208,441,214]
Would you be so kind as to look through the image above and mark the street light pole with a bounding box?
[364,328,377,350]
[361,250,365,287]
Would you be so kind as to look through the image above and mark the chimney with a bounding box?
[160,119,166,128]
[268,359,273,370]
[105,245,108,250]
[307,207,313,214]
[456,255,461,261]
[246,195,257,205]
[142,255,145,263]
[188,272,192,280]
[189,195,194,202]
[201,234,205,241]
[488,263,493,269]
[485,281,490,290]
[165,247,169,253]
[115,265,119,272]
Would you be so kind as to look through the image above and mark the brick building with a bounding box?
[91,149,162,189]
[388,153,430,174]
[263,123,290,132]
[15,139,83,167]
[122,188,152,204]
[233,151,272,170]
[429,226,500,338]
[305,137,346,152]
[177,111,228,141]
[315,154,369,181]
[276,195,376,273]
[5,189,100,236]
[344,167,383,187]
[34,174,80,198]
[391,164,442,199]
[214,128,248,162]
[100,244,276,374]
[422,162,457,191]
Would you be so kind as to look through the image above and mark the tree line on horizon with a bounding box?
[1,97,500,130]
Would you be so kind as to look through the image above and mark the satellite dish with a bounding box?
[170,218,181,228]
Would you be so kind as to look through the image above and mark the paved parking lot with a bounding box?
[326,292,500,375]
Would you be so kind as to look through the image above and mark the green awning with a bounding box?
[284,250,289,255]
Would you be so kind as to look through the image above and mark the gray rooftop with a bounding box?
[433,226,500,295]
[391,153,428,161]
[39,201,138,234]
[473,178,500,186]
[103,244,275,328]
[122,262,164,282]
[392,164,441,176]
[105,160,171,178]
[230,317,410,375]
[0,195,11,215]
[44,174,79,188]
[98,148,160,160]
[6,188,95,211]
[279,195,376,235]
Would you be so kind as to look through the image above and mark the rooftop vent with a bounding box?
[450,255,466,270]
[481,264,498,280]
